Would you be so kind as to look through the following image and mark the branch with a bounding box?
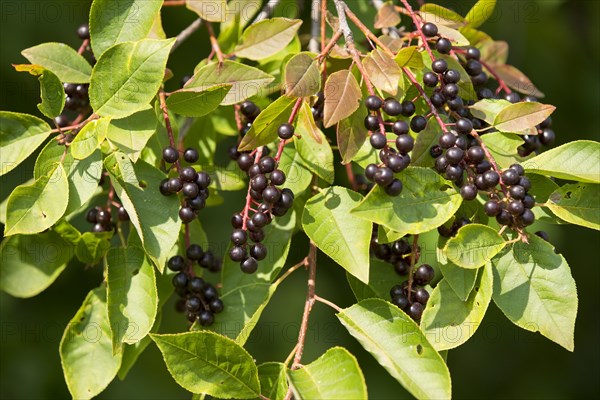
[171,18,203,53]
[158,91,181,173]
[205,22,224,64]
[309,0,321,53]
[407,235,420,303]
[399,0,435,61]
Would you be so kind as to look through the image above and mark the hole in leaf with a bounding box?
[42,212,47,218]
[475,286,479,292]
[439,184,452,192]
[416,344,423,355]
[476,302,480,306]
[132,268,139,276]
[565,191,572,199]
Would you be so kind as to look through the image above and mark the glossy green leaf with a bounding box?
[337,299,451,400]
[0,111,52,176]
[75,232,112,264]
[235,18,302,60]
[70,118,110,160]
[323,69,362,128]
[53,219,82,246]
[104,154,181,268]
[277,146,312,195]
[284,51,320,97]
[295,103,334,183]
[469,99,512,125]
[185,60,275,105]
[217,211,295,343]
[480,132,527,169]
[34,141,102,216]
[151,332,260,398]
[21,42,92,83]
[524,141,600,183]
[493,102,555,133]
[89,0,164,57]
[363,48,401,95]
[89,39,175,118]
[437,238,477,301]
[4,164,69,236]
[352,167,462,237]
[346,258,402,301]
[258,362,288,400]
[492,235,577,351]
[444,224,505,269]
[60,287,122,399]
[288,347,367,400]
[546,183,600,230]
[465,0,497,28]
[0,231,72,298]
[186,0,227,22]
[118,312,162,380]
[395,46,424,69]
[106,109,158,162]
[421,263,493,350]
[14,64,65,118]
[238,96,295,151]
[166,85,231,117]
[411,116,447,167]
[419,4,465,24]
[303,187,371,283]
[107,246,158,351]
[436,24,469,45]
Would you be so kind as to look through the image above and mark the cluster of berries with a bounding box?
[168,244,223,325]
[159,146,211,224]
[390,264,435,322]
[85,204,129,233]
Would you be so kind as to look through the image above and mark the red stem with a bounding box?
[399,0,435,62]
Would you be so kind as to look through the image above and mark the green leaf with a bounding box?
[70,118,110,159]
[465,0,497,28]
[60,287,122,399]
[444,224,505,269]
[437,238,477,301]
[469,99,512,125]
[337,105,369,164]
[14,64,65,118]
[238,96,295,151]
[166,85,231,117]
[104,154,181,268]
[0,231,72,298]
[76,232,112,264]
[186,0,227,22]
[436,24,470,46]
[217,211,295,343]
[346,257,400,301]
[411,116,447,167]
[546,183,600,230]
[524,140,600,183]
[337,299,451,400]
[295,103,334,183]
[151,332,260,398]
[302,187,371,283]
[277,146,312,195]
[491,235,577,351]
[395,46,424,69]
[363,48,402,95]
[4,164,69,236]
[21,42,92,83]
[53,219,82,246]
[106,109,158,162]
[118,312,162,380]
[480,132,528,169]
[421,263,493,350]
[284,52,320,97]
[89,38,175,118]
[352,167,463,237]
[185,60,275,105]
[419,4,465,24]
[107,246,158,351]
[0,111,52,176]
[235,18,302,60]
[89,0,164,57]
[493,102,556,133]
[288,347,367,400]
[34,141,102,216]
[258,363,288,400]
[323,69,362,128]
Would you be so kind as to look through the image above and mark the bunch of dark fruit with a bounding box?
[371,235,412,276]
[390,264,435,321]
[85,204,129,233]
[159,146,211,224]
[438,216,472,238]
[168,244,224,325]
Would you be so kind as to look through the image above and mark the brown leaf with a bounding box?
[297,102,322,144]
[337,107,368,164]
[374,2,401,29]
[285,52,321,98]
[490,64,545,98]
[323,69,362,128]
[363,49,402,95]
[480,40,509,65]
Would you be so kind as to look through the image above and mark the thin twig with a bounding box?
[407,235,419,303]
[309,0,321,53]
[163,0,186,5]
[314,295,342,312]
[206,22,224,64]
[172,18,203,53]
[399,0,435,61]
[77,39,89,55]
[274,257,309,286]
[158,91,181,173]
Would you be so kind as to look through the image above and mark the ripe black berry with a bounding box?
[408,302,424,320]
[231,229,247,246]
[250,243,267,260]
[392,120,409,136]
[167,255,185,271]
[179,207,195,223]
[509,185,526,199]
[432,59,448,74]
[535,231,550,242]
[172,272,188,288]
[54,114,70,128]
[445,164,463,180]
[393,259,410,275]
[414,287,430,305]
[209,298,224,314]
[241,257,258,273]
[477,87,494,99]
[523,195,535,209]
[167,177,183,193]
[430,145,443,158]
[259,157,276,174]
[248,164,262,178]
[229,246,247,262]
[465,47,481,60]
[422,22,438,37]
[240,101,259,118]
[466,146,485,163]
[465,60,483,76]
[435,38,452,54]
[183,148,199,163]
[414,264,435,285]
[374,167,394,187]
[518,209,535,226]
[431,92,446,108]
[385,179,403,196]
[86,208,98,223]
[277,123,294,139]
[484,200,501,216]
[401,101,416,117]
[182,182,199,198]
[439,132,457,149]
[456,118,473,134]
[365,95,383,111]
[502,169,520,185]
[382,98,402,116]
[262,186,281,204]
[370,132,387,149]
[163,146,179,163]
[186,244,203,260]
[423,72,439,87]
[496,210,512,226]
[96,209,111,224]
[392,294,410,310]
[471,72,488,86]
[198,310,215,326]
[365,164,378,181]
[410,115,427,132]
[445,147,464,165]
[504,92,521,103]
[443,69,461,84]
[460,184,478,200]
[447,97,464,111]
[186,296,201,312]
[482,170,500,187]
[77,24,90,40]
[395,134,414,154]
[540,129,556,146]
[435,156,449,173]
[188,277,205,293]
[251,212,269,228]
[364,115,380,131]
[237,153,254,170]
[442,83,459,99]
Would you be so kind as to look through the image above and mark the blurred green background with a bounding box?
[1,0,599,399]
